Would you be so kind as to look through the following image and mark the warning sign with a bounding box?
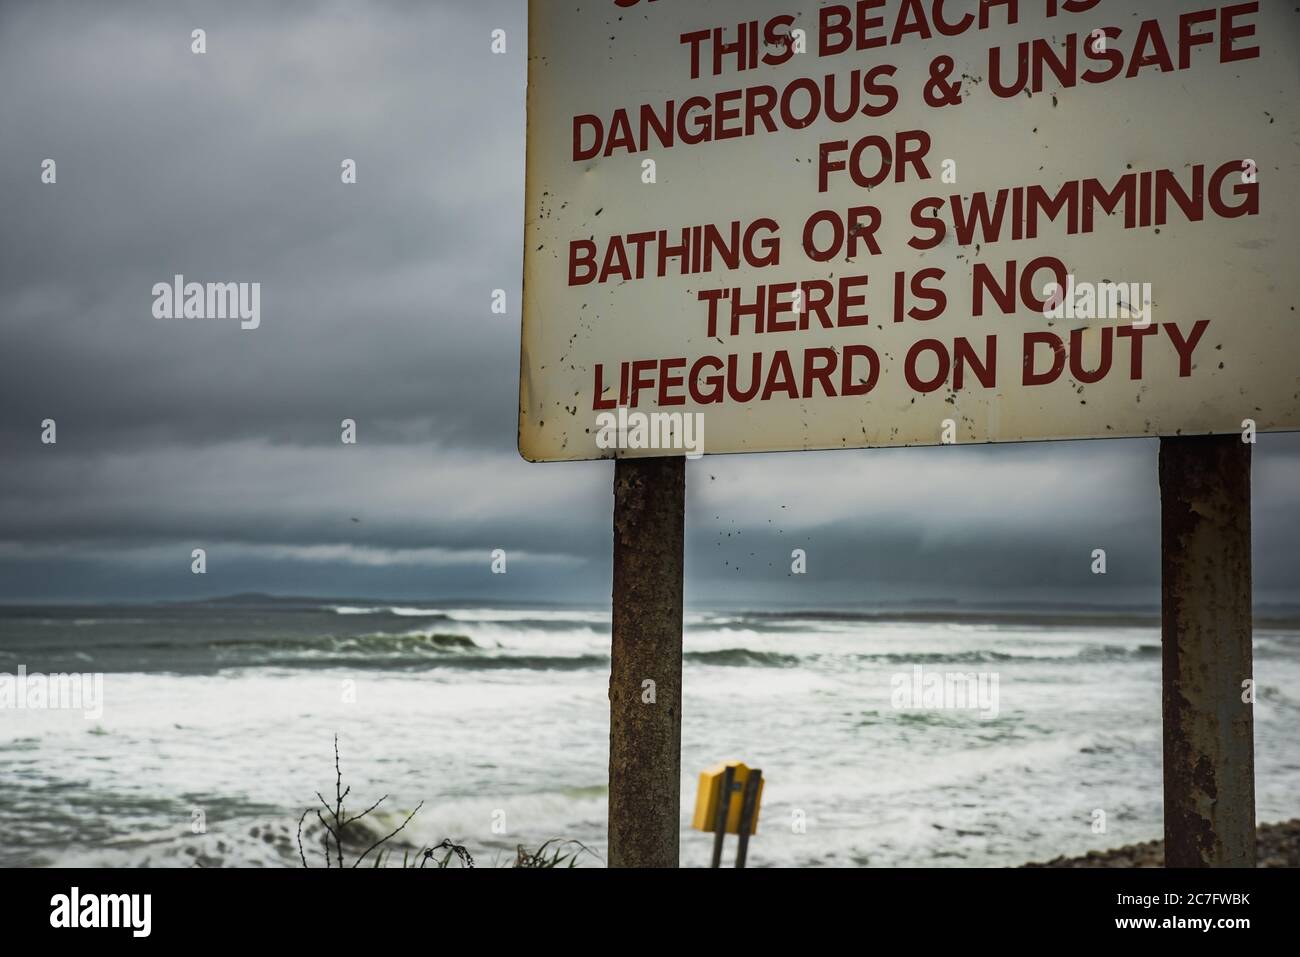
[520,0,1300,461]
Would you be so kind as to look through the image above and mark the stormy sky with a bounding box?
[1,0,1297,608]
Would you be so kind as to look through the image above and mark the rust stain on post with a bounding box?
[1159,435,1255,867]
[609,456,685,867]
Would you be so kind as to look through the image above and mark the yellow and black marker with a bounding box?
[692,761,764,868]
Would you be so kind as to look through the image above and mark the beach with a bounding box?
[2,597,1299,868]
[1027,819,1300,868]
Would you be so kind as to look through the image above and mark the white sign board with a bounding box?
[521,0,1299,461]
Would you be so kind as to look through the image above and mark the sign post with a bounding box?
[522,2,1298,868]
[1159,436,1255,867]
[609,456,685,867]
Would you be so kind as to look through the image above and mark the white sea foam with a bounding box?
[1,612,1298,868]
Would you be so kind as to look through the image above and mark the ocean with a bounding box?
[2,598,1298,868]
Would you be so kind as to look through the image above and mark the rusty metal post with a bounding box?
[1159,435,1255,867]
[709,764,735,868]
[609,456,685,867]
[734,769,762,869]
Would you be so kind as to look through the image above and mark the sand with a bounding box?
[1024,819,1300,867]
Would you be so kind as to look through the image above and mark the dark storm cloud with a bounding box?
[0,0,525,452]
[0,0,1297,605]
